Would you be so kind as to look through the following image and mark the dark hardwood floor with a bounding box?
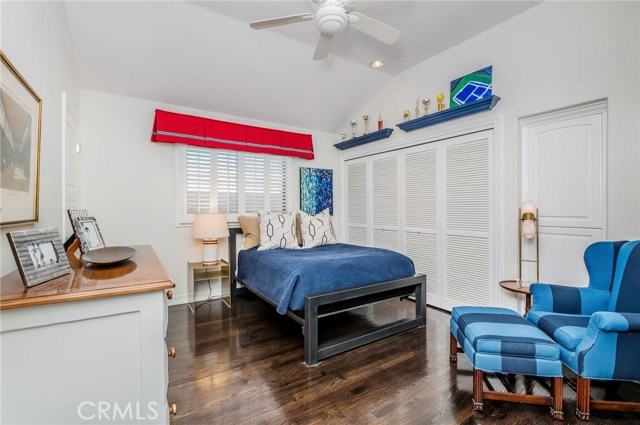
[167,295,639,424]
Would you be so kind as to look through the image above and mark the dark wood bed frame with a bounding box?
[228,227,427,366]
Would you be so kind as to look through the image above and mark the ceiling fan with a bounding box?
[249,0,401,60]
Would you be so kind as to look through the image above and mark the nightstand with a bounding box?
[187,260,230,313]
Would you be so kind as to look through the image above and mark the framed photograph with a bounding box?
[0,50,42,226]
[73,216,106,253]
[300,167,333,215]
[7,228,71,287]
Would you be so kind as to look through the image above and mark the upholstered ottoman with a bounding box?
[450,306,564,420]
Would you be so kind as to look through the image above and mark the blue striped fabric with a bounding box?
[532,312,590,351]
[525,241,640,382]
[450,306,562,377]
[528,241,627,316]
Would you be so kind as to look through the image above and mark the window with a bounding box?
[178,146,291,224]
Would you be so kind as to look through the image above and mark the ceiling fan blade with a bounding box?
[349,12,401,45]
[250,13,315,30]
[313,33,333,60]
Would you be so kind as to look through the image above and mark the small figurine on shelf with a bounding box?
[362,115,370,135]
[415,99,420,119]
[422,98,431,116]
[351,120,357,139]
[437,93,446,111]
[403,109,410,122]
[378,113,383,131]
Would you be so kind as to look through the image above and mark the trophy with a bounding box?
[437,93,445,111]
[362,115,370,135]
[415,99,420,119]
[422,98,431,116]
[351,120,357,139]
[403,109,410,122]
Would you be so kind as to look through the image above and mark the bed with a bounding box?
[228,227,427,365]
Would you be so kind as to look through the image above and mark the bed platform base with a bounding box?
[229,227,427,366]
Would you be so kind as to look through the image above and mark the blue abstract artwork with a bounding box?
[450,66,493,108]
[300,167,333,215]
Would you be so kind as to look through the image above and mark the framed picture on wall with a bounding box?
[73,216,106,253]
[6,228,71,287]
[300,167,333,215]
[0,50,42,226]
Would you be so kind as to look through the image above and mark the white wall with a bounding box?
[79,90,340,305]
[342,2,640,307]
[0,2,79,276]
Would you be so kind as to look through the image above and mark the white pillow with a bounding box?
[298,209,337,249]
[257,211,299,250]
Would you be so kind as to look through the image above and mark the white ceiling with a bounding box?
[64,1,539,133]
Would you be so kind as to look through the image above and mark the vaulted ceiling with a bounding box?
[64,1,539,133]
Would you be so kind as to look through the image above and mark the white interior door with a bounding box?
[62,92,81,237]
[522,101,606,285]
[371,155,400,251]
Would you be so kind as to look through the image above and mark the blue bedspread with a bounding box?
[237,243,415,314]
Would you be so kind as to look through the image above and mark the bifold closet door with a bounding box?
[404,148,439,303]
[372,156,400,251]
[346,160,369,246]
[443,133,493,310]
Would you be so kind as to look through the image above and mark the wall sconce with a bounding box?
[518,200,539,283]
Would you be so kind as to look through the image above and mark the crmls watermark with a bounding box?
[77,401,159,421]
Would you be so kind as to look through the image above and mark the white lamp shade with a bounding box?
[522,219,536,238]
[522,200,536,214]
[192,213,229,240]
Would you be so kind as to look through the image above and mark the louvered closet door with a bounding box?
[372,156,400,251]
[443,131,493,309]
[404,148,438,301]
[346,161,369,246]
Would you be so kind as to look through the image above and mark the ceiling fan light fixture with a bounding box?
[316,4,348,35]
[369,60,385,69]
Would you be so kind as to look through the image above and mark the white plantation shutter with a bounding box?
[244,154,266,213]
[444,137,490,307]
[185,148,212,214]
[346,161,368,245]
[180,146,290,223]
[215,151,239,214]
[269,156,288,212]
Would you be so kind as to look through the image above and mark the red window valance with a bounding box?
[151,109,314,160]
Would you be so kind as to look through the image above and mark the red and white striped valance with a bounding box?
[151,109,314,160]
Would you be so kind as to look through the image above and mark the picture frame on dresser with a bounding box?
[0,51,42,226]
[72,216,106,253]
[6,227,71,287]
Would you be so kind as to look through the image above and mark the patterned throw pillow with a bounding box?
[257,211,299,250]
[299,209,337,249]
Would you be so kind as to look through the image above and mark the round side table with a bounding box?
[499,280,532,314]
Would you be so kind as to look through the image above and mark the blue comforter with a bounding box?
[237,243,415,314]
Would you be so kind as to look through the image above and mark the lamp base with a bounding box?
[202,239,219,266]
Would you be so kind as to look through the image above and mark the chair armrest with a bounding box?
[529,283,609,315]
[574,312,640,380]
[590,312,640,332]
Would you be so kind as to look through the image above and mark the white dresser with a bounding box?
[0,245,175,425]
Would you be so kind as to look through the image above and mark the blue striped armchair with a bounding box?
[526,240,640,420]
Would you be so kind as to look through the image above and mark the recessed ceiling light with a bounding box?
[369,60,385,69]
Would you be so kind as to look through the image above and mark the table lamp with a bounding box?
[192,213,229,266]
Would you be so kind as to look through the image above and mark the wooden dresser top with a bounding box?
[0,245,174,310]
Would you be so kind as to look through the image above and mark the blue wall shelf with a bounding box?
[396,95,501,133]
[333,128,394,150]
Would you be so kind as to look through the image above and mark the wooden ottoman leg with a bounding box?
[473,369,484,412]
[576,375,591,421]
[450,331,458,363]
[550,376,565,420]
